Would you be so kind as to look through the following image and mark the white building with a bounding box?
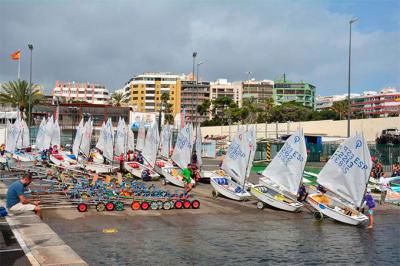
[210,79,242,107]
[315,93,360,110]
[52,81,110,105]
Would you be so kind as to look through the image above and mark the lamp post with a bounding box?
[191,52,197,124]
[196,61,204,127]
[245,71,252,130]
[347,18,358,137]
[192,52,197,81]
[28,44,33,126]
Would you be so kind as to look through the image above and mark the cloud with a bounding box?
[0,0,399,96]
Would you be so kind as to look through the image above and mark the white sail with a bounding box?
[5,120,18,152]
[317,134,372,207]
[160,124,171,158]
[174,112,181,130]
[171,123,193,169]
[221,127,249,185]
[21,119,30,148]
[80,118,93,157]
[261,129,307,196]
[35,118,47,151]
[96,122,106,151]
[114,117,126,156]
[72,118,84,157]
[142,122,160,167]
[245,126,257,178]
[14,118,23,148]
[136,119,146,151]
[195,125,203,168]
[43,116,53,149]
[102,118,114,161]
[51,119,61,147]
[127,125,135,152]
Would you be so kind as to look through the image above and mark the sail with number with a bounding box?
[160,124,171,158]
[72,118,84,158]
[317,134,372,207]
[51,119,61,148]
[221,127,250,185]
[245,126,257,178]
[142,122,160,167]
[80,118,93,157]
[96,122,106,151]
[102,118,114,161]
[136,119,146,151]
[171,123,193,169]
[127,125,135,152]
[261,129,307,196]
[114,117,126,156]
[35,118,47,151]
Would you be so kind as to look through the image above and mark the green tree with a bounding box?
[197,99,211,117]
[0,80,42,119]
[331,100,349,120]
[161,92,174,124]
[109,91,126,106]
[241,97,263,124]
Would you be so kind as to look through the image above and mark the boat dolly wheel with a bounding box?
[191,200,200,209]
[96,202,106,212]
[313,211,324,221]
[256,201,264,210]
[77,203,88,212]
[212,190,218,198]
[115,201,124,211]
[131,201,141,210]
[105,202,115,211]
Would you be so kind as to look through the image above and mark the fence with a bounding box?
[255,142,400,165]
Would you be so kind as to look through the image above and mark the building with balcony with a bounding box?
[210,79,242,107]
[181,81,211,123]
[123,72,183,115]
[52,81,110,105]
[242,80,274,104]
[273,76,316,108]
[351,88,400,117]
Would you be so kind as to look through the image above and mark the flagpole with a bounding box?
[18,56,21,80]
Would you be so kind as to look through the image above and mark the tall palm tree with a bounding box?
[331,100,348,120]
[110,91,126,106]
[0,79,42,118]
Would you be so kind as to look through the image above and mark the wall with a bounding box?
[200,117,400,142]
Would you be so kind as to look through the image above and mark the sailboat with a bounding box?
[307,134,372,225]
[85,118,118,173]
[124,121,160,180]
[209,126,255,201]
[12,114,36,162]
[158,123,196,187]
[252,129,306,212]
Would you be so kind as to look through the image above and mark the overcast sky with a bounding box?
[1,0,399,96]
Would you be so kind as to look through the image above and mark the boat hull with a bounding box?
[307,193,368,226]
[124,161,159,180]
[85,163,118,174]
[250,185,303,212]
[210,171,251,201]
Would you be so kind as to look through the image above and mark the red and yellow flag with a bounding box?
[11,50,20,60]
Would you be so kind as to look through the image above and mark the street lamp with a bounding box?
[28,44,33,126]
[192,52,197,81]
[196,61,204,126]
[347,18,358,137]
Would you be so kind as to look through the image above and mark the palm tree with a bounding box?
[0,80,42,118]
[110,91,126,106]
[242,96,263,124]
[161,92,174,124]
[331,100,348,120]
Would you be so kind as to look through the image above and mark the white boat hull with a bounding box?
[210,171,251,201]
[307,193,368,226]
[13,153,37,162]
[250,185,303,212]
[124,161,160,180]
[85,163,118,174]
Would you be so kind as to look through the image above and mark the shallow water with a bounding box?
[46,209,399,265]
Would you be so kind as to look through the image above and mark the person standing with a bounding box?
[363,189,376,229]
